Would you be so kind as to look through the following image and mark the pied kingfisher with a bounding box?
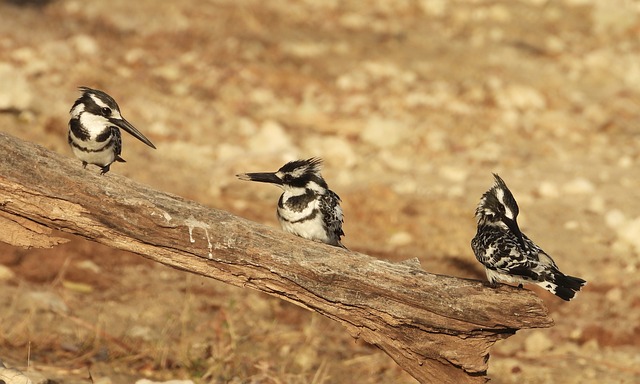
[471,174,586,301]
[68,87,156,175]
[237,158,346,249]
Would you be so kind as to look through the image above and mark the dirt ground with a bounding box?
[1,0,639,383]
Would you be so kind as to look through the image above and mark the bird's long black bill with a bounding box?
[112,118,156,149]
[236,172,282,185]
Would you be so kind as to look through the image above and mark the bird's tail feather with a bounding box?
[542,273,586,301]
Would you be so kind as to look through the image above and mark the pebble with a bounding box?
[360,116,407,148]
[23,291,69,314]
[302,136,357,168]
[537,181,560,198]
[604,209,626,228]
[388,232,414,247]
[248,120,296,156]
[605,287,622,302]
[76,260,101,273]
[494,84,546,111]
[127,325,156,341]
[604,210,640,253]
[0,365,32,384]
[70,34,99,56]
[418,0,447,16]
[592,0,638,35]
[379,150,412,172]
[524,331,554,354]
[216,143,245,161]
[0,62,32,110]
[564,220,579,230]
[587,195,606,214]
[0,265,15,281]
[562,177,595,194]
[438,165,468,183]
[616,216,640,253]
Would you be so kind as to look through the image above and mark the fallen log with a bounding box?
[0,132,553,383]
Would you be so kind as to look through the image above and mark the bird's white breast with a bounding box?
[70,144,116,167]
[277,194,329,242]
[278,210,330,243]
[78,113,112,143]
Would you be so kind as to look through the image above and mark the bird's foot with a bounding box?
[482,280,499,288]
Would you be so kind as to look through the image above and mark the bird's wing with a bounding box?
[321,190,345,239]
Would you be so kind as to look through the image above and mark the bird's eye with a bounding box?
[101,107,112,116]
[282,174,292,182]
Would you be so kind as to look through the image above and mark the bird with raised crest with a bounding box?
[237,158,346,249]
[471,173,586,301]
[68,87,156,175]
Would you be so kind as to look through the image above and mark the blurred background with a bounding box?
[0,0,639,383]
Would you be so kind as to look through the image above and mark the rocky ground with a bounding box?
[1,0,640,383]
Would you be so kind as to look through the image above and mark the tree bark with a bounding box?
[0,132,553,383]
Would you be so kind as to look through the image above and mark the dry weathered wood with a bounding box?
[0,132,553,383]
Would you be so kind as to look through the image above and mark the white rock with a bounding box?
[216,143,245,161]
[388,232,414,247]
[24,291,69,314]
[339,13,368,29]
[281,41,328,58]
[302,136,357,168]
[0,265,15,281]
[524,331,554,354]
[361,116,407,148]
[537,181,560,198]
[379,150,412,172]
[487,4,511,22]
[494,84,546,110]
[70,34,99,56]
[418,0,447,16]
[604,209,626,228]
[0,63,32,110]
[0,365,32,384]
[616,216,640,254]
[605,287,622,302]
[250,88,275,105]
[438,165,468,183]
[562,177,595,194]
[248,120,296,156]
[587,195,606,214]
[618,156,633,168]
[127,325,155,341]
[153,64,182,81]
[237,117,258,136]
[592,0,638,35]
[336,71,368,91]
[76,260,101,273]
[564,220,579,230]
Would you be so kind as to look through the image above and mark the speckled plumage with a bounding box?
[471,174,586,301]
[237,158,346,249]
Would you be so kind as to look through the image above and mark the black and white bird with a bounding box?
[237,158,346,248]
[471,174,586,301]
[68,87,156,175]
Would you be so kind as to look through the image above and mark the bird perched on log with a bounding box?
[471,173,586,301]
[237,158,346,249]
[68,87,156,175]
